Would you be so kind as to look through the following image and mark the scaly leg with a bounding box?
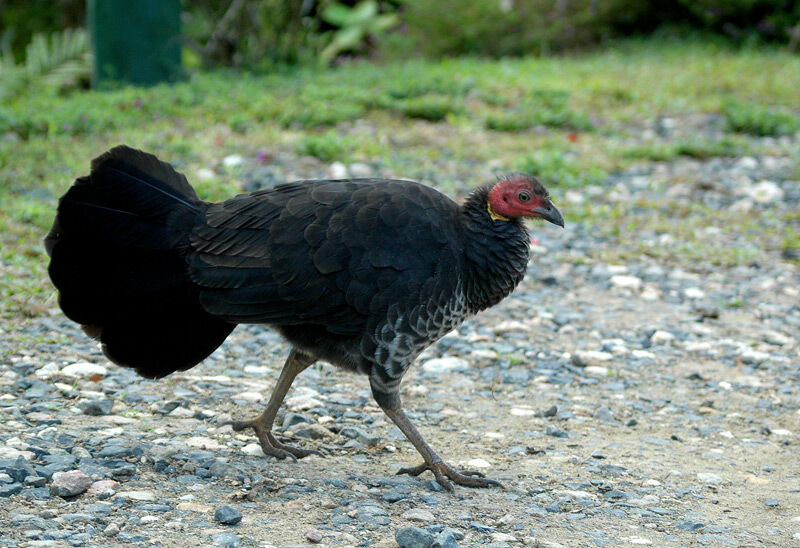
[227,348,318,460]
[372,380,503,491]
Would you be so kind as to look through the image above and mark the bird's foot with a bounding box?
[397,460,504,492]
[227,418,320,460]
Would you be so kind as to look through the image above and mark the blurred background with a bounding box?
[0,0,798,318]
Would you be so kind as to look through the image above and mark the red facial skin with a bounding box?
[487,176,549,220]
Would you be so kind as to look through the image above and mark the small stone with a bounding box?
[585,366,609,376]
[222,154,244,167]
[327,161,348,179]
[764,498,779,507]
[401,508,435,522]
[349,162,373,178]
[747,180,784,204]
[86,479,119,496]
[117,490,156,501]
[285,395,324,411]
[697,473,723,485]
[684,287,705,299]
[545,425,569,438]
[50,470,92,498]
[0,483,22,497]
[79,399,114,416]
[466,458,491,469]
[177,502,212,513]
[215,505,243,525]
[305,528,323,543]
[650,330,674,345]
[103,523,120,537]
[572,350,613,367]
[433,529,459,548]
[212,532,242,548]
[241,444,265,457]
[340,426,380,446]
[396,526,434,548]
[491,532,517,543]
[610,275,642,290]
[422,357,468,373]
[61,362,107,378]
[35,362,61,379]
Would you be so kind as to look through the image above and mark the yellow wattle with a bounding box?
[487,202,510,222]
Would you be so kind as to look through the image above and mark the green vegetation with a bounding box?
[1,39,798,319]
[723,100,800,137]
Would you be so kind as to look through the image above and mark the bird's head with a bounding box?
[487,173,564,227]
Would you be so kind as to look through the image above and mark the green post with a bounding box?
[89,0,182,87]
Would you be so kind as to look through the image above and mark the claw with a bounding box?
[397,460,504,491]
[227,417,317,460]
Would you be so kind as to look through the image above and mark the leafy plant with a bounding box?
[296,131,353,162]
[723,100,800,137]
[320,0,398,64]
[0,28,90,100]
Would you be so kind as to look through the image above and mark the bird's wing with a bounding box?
[187,179,461,335]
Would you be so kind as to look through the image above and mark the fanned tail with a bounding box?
[46,145,235,378]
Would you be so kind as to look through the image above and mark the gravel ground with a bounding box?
[1,124,799,547]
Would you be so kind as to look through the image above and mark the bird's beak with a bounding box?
[531,201,564,227]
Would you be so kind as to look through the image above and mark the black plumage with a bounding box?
[46,145,563,490]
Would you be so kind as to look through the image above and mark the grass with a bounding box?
[1,37,799,319]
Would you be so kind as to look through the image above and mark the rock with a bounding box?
[35,362,60,379]
[610,275,642,290]
[0,456,35,482]
[285,395,324,411]
[86,479,119,496]
[584,366,609,376]
[466,458,491,469]
[327,161,348,179]
[212,532,242,547]
[282,412,311,429]
[79,399,113,416]
[215,505,243,525]
[764,498,779,507]
[349,162,373,177]
[340,426,380,446]
[61,362,107,378]
[0,483,22,497]
[117,490,156,501]
[241,444,265,457]
[401,508,435,522]
[422,357,468,373]
[683,287,705,299]
[746,180,784,204]
[433,529,459,548]
[396,526,434,548]
[697,473,723,485]
[50,470,92,498]
[650,330,674,345]
[305,528,323,543]
[491,532,517,543]
[291,424,334,440]
[571,350,613,367]
[222,154,244,167]
[545,425,569,438]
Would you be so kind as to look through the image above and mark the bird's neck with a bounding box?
[460,187,530,314]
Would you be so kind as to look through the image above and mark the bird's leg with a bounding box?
[371,381,503,491]
[227,348,318,460]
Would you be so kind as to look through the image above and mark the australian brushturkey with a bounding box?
[46,146,563,490]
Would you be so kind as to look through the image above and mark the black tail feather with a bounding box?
[47,146,234,378]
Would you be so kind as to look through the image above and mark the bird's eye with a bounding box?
[518,191,531,202]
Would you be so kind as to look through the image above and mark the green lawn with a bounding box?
[1,38,799,320]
